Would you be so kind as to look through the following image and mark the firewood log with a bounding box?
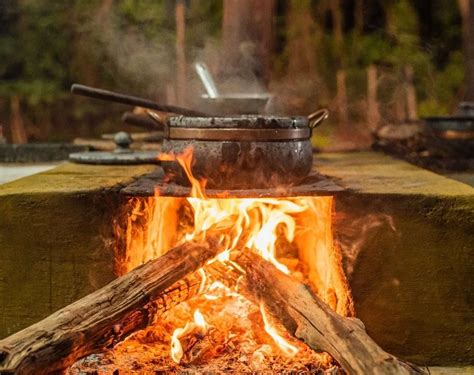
[233,251,426,375]
[0,237,222,375]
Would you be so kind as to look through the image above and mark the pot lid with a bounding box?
[69,132,159,165]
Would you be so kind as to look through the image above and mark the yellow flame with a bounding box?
[170,309,208,364]
[170,324,187,363]
[170,147,308,274]
[204,281,241,300]
[193,309,207,329]
[125,147,349,364]
[260,303,298,357]
[161,147,309,361]
[197,268,207,294]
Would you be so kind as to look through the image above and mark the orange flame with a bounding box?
[260,303,298,356]
[121,146,352,366]
[168,147,308,274]
[170,309,208,363]
[164,147,311,356]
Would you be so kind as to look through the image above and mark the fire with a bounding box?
[161,147,306,358]
[119,146,352,368]
[170,309,208,363]
[172,148,308,274]
[260,303,298,357]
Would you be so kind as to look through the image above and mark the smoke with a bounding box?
[82,7,268,112]
[335,213,397,277]
[86,11,175,98]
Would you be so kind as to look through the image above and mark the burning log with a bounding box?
[234,251,426,375]
[0,237,222,375]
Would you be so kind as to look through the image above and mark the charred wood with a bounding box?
[0,237,221,374]
[233,251,426,375]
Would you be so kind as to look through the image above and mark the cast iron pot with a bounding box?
[69,84,328,189]
[148,110,328,190]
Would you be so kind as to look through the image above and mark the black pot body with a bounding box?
[160,115,314,189]
[161,138,313,189]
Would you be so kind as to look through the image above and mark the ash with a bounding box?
[69,293,341,374]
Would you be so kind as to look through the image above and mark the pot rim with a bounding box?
[168,115,310,129]
[166,127,312,141]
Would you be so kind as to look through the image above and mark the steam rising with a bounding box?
[86,8,269,111]
[89,11,174,97]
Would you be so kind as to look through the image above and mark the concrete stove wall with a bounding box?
[315,153,474,366]
[0,163,155,338]
[0,153,472,367]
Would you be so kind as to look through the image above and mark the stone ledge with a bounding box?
[0,154,473,366]
[0,163,155,338]
[317,153,473,365]
[0,163,156,195]
[315,151,473,197]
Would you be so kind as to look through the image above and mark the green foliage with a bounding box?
[419,51,465,116]
[0,0,215,140]
[187,0,222,46]
[0,1,72,102]
[118,0,166,25]
[0,0,466,141]
[347,32,391,67]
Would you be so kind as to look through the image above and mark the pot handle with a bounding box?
[146,110,170,137]
[308,109,329,129]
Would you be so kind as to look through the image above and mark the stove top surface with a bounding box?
[121,167,344,198]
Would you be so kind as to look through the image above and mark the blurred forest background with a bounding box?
[0,0,472,144]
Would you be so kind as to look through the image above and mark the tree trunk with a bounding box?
[330,0,344,68]
[330,0,343,48]
[336,69,349,127]
[463,0,474,100]
[285,0,318,77]
[234,251,425,375]
[367,65,380,131]
[354,0,364,35]
[175,0,187,106]
[250,0,275,84]
[222,0,275,85]
[166,82,177,105]
[0,124,6,144]
[9,96,27,144]
[404,65,418,121]
[0,237,221,374]
[394,86,406,123]
[100,0,113,13]
[458,0,469,53]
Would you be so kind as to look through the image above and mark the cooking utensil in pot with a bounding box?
[194,62,271,114]
[195,62,219,99]
[146,109,329,189]
[71,84,210,117]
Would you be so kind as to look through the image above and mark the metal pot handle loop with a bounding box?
[146,110,169,138]
[308,109,329,129]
